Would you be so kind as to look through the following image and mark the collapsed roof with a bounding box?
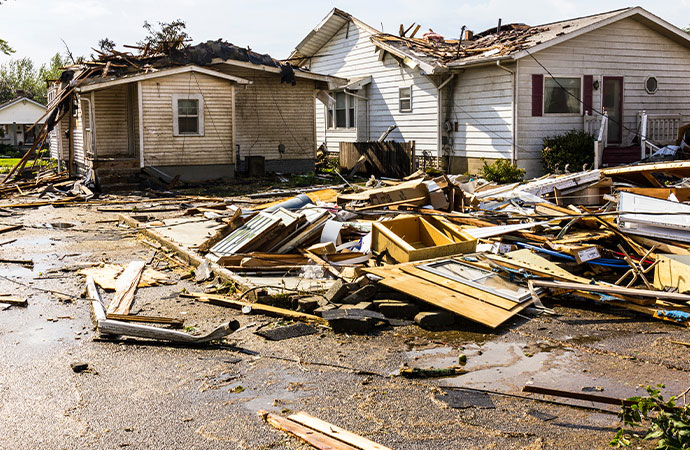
[292,7,690,74]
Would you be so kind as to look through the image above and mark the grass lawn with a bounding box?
[0,158,55,174]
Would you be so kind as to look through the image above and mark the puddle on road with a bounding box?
[406,340,621,394]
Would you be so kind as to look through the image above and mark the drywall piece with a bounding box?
[618,192,690,243]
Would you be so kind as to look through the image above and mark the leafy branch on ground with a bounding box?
[478,158,525,184]
[610,384,690,449]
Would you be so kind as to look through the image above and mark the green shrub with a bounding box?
[479,158,525,184]
[542,129,594,173]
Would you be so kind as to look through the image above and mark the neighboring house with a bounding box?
[0,97,46,147]
[291,7,690,177]
[47,40,344,186]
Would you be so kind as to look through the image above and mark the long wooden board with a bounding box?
[188,293,328,326]
[260,411,359,450]
[288,411,393,450]
[365,266,531,328]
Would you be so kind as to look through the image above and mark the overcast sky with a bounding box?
[1,0,689,67]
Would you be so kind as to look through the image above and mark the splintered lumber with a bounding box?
[0,295,27,306]
[0,257,33,266]
[523,386,634,407]
[105,313,184,328]
[300,250,341,278]
[88,275,238,342]
[259,411,359,450]
[107,261,145,315]
[188,292,328,326]
[529,279,690,304]
[0,224,21,234]
[287,411,393,450]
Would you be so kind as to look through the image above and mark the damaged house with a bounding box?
[47,41,343,187]
[291,7,690,177]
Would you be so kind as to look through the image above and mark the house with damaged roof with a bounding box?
[47,40,344,187]
[291,7,690,176]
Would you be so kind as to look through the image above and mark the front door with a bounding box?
[603,77,623,145]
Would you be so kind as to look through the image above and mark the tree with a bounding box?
[0,53,66,104]
[137,19,190,51]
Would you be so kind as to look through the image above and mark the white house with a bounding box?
[291,7,690,177]
[0,97,46,147]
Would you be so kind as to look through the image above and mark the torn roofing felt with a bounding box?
[62,39,301,87]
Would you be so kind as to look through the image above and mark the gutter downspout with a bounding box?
[496,60,517,163]
[435,73,456,167]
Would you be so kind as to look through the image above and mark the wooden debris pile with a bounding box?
[373,24,546,63]
[111,159,690,334]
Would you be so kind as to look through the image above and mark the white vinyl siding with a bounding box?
[309,20,438,154]
[450,64,514,161]
[517,16,690,176]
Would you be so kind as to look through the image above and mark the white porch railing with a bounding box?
[639,111,682,159]
[585,112,608,169]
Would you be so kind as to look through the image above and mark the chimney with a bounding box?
[464,30,473,40]
[497,18,502,34]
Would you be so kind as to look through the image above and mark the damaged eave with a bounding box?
[370,39,444,75]
[213,58,347,86]
[447,54,516,69]
[76,65,251,93]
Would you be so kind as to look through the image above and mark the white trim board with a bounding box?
[77,65,251,93]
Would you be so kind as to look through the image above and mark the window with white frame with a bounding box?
[172,93,204,136]
[399,87,412,112]
[544,77,581,114]
[327,92,355,128]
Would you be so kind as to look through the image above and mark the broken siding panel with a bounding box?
[228,68,316,161]
[73,104,85,171]
[309,21,438,155]
[517,17,690,176]
[94,85,129,156]
[141,72,234,167]
[451,65,514,160]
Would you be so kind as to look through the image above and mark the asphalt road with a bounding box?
[0,198,688,449]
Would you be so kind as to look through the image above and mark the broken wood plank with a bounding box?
[0,257,33,266]
[523,385,634,407]
[259,410,360,450]
[0,224,21,234]
[105,313,184,328]
[529,279,690,304]
[107,261,145,315]
[187,292,328,326]
[0,295,27,306]
[287,411,393,450]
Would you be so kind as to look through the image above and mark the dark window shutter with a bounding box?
[532,74,543,117]
[583,75,593,115]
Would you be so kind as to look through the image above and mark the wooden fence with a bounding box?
[339,141,415,178]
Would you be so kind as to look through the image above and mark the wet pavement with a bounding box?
[0,199,688,449]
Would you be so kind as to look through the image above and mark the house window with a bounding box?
[327,92,355,128]
[645,76,658,94]
[544,77,581,114]
[172,93,204,136]
[399,87,412,112]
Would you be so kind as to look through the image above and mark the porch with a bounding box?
[585,111,684,168]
